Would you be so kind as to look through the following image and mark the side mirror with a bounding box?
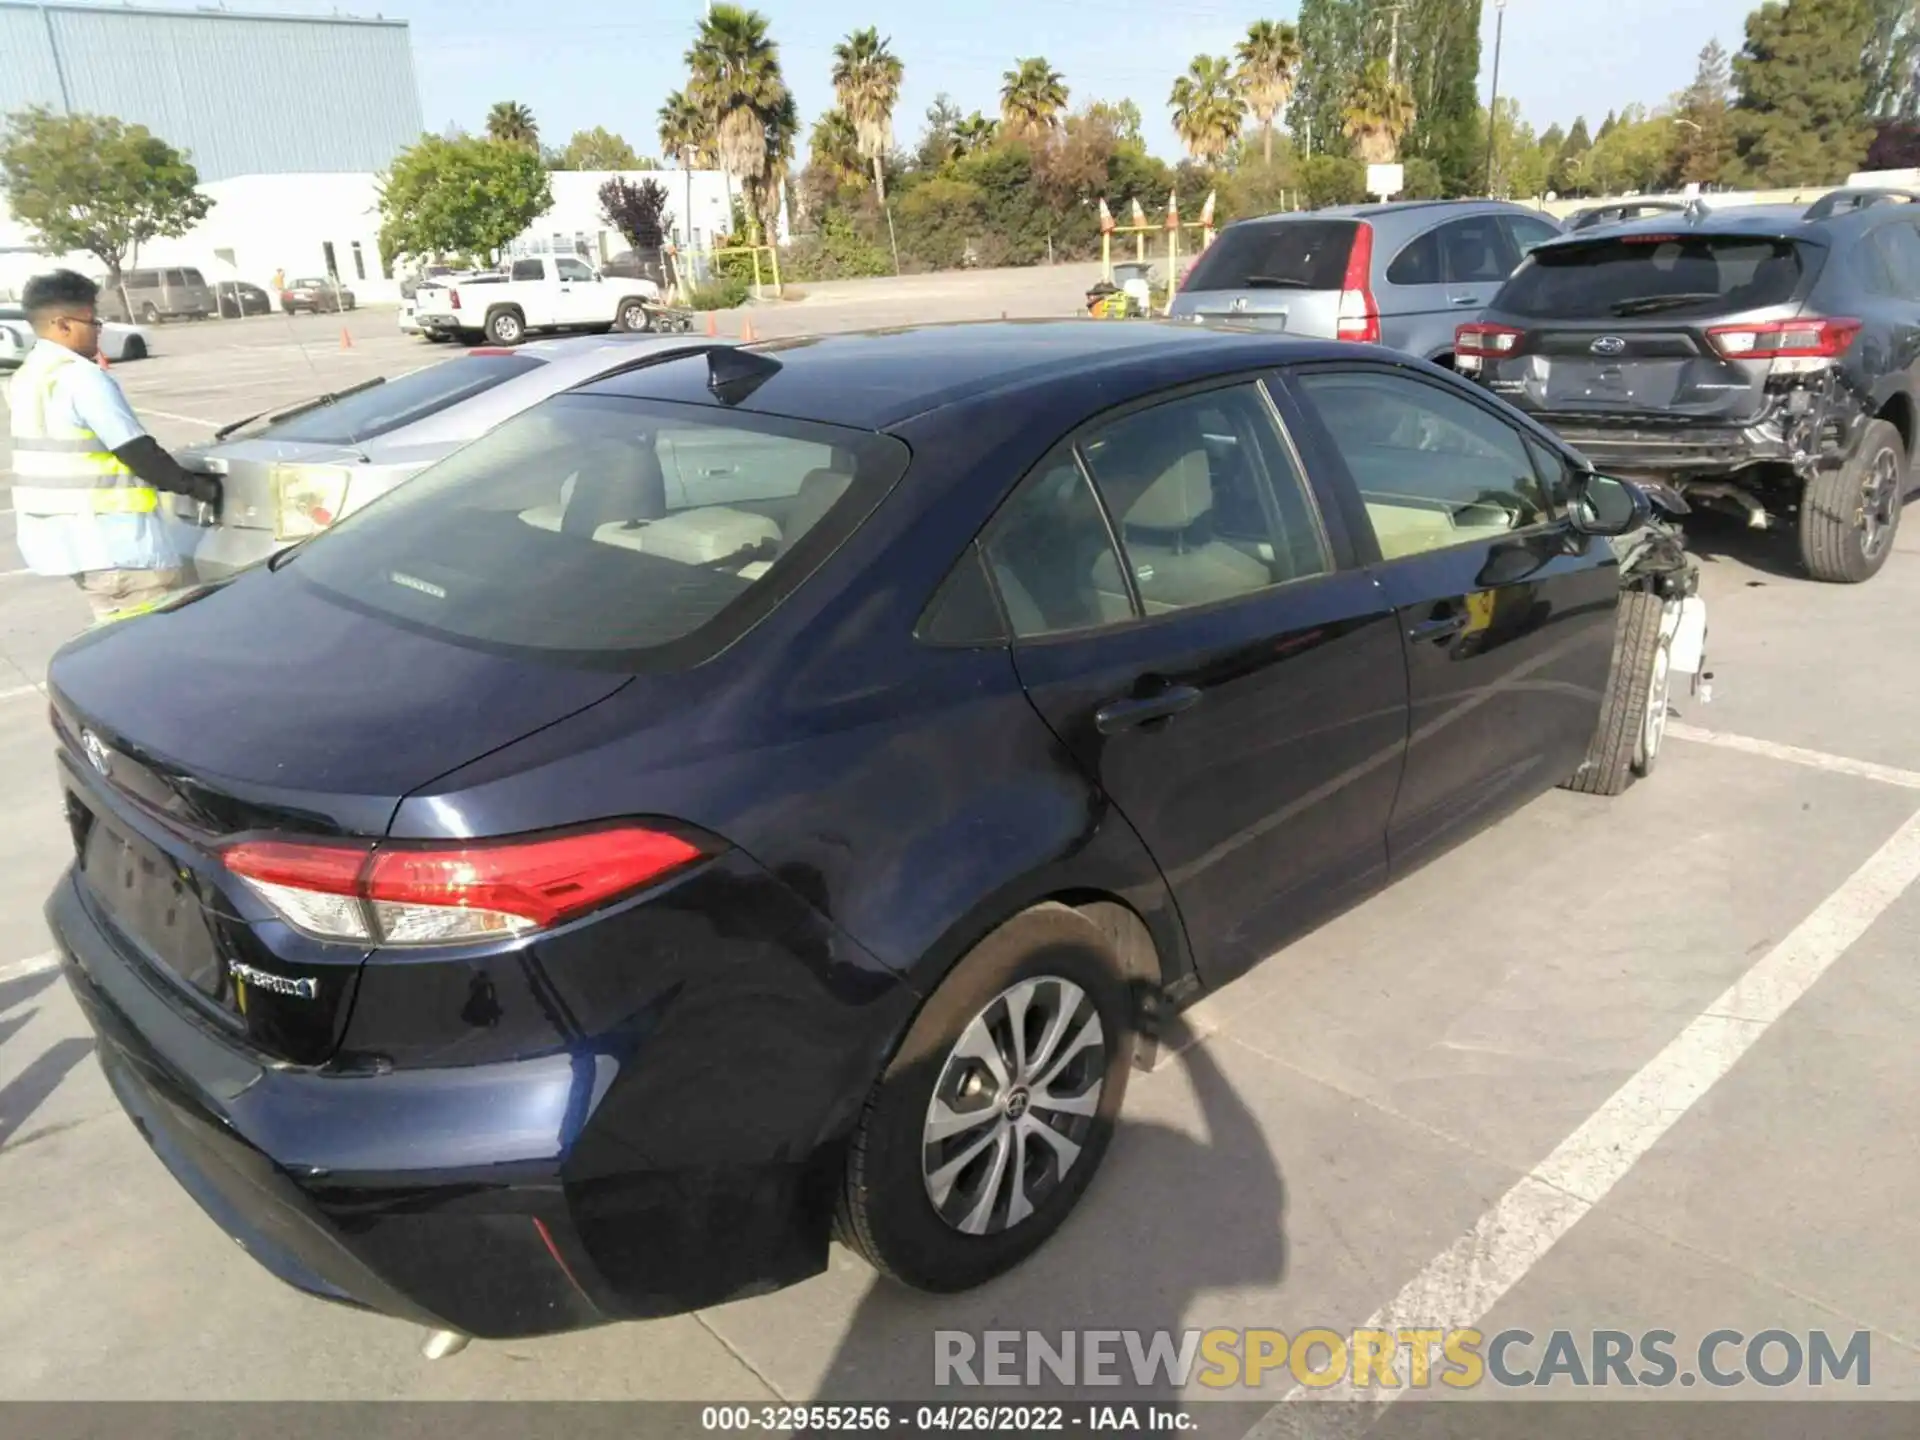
[1566,471,1651,537]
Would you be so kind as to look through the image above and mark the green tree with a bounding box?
[896,176,987,268]
[1342,57,1416,164]
[1291,0,1364,157]
[808,108,867,193]
[1597,110,1619,140]
[658,91,713,169]
[486,101,538,148]
[1729,0,1874,185]
[1484,97,1545,198]
[1170,56,1244,163]
[377,134,552,268]
[954,112,999,155]
[1298,152,1366,206]
[1086,99,1145,147]
[1000,57,1070,140]
[917,94,964,168]
[0,108,212,309]
[1584,105,1676,194]
[555,127,649,171]
[1552,115,1592,194]
[1236,19,1303,166]
[1864,0,1920,118]
[831,27,905,202]
[687,2,790,231]
[1671,40,1736,186]
[1400,0,1483,195]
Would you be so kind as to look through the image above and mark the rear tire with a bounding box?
[616,298,653,333]
[835,905,1132,1293]
[121,336,146,361]
[1562,588,1668,798]
[1799,419,1904,584]
[483,307,525,345]
[140,303,159,324]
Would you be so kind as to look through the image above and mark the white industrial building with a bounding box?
[0,2,784,307]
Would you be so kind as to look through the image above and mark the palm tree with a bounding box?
[831,27,905,204]
[753,90,801,244]
[687,2,789,234]
[953,112,998,156]
[1169,56,1243,164]
[999,57,1069,141]
[1235,19,1302,166]
[1341,58,1416,165]
[658,90,713,169]
[486,101,538,148]
[809,108,866,193]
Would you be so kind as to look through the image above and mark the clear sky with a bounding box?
[270,0,1762,161]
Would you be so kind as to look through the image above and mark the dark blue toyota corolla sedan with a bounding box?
[44,321,1708,1340]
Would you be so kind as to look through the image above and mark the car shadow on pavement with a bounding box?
[1674,509,1809,582]
[798,1029,1285,1414]
[0,967,93,1150]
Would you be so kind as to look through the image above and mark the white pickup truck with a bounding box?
[411,255,663,345]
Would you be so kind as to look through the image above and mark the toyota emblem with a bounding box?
[1590,335,1627,356]
[80,729,111,778]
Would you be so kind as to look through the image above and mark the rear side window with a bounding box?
[1865,223,1920,297]
[1386,231,1441,286]
[511,259,545,281]
[1181,220,1358,292]
[251,354,545,445]
[288,394,909,667]
[179,268,206,285]
[1499,235,1810,319]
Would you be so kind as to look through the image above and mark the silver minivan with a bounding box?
[99,266,217,323]
[1168,199,1564,366]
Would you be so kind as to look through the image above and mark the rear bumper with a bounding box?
[49,843,912,1338]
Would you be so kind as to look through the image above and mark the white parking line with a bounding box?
[0,683,44,703]
[1670,721,1920,790]
[0,567,30,580]
[1249,799,1920,1432]
[0,950,58,985]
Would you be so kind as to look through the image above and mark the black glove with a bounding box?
[186,471,223,509]
[112,435,222,512]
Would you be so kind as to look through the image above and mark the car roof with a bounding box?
[1229,199,1533,228]
[1538,200,1903,249]
[577,319,1362,429]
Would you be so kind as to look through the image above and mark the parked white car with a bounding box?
[0,305,152,367]
[412,255,663,345]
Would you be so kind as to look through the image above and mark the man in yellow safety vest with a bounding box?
[6,269,223,625]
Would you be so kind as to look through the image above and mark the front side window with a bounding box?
[555,257,596,282]
[1079,384,1329,615]
[1296,369,1549,560]
[287,394,908,666]
[1438,217,1517,284]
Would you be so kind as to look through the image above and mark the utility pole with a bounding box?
[1387,4,1402,82]
[1484,0,1508,196]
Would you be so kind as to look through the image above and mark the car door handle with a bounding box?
[1408,606,1469,642]
[1095,685,1203,735]
[1450,293,1483,306]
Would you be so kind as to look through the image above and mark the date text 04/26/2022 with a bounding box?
[699,1404,1198,1432]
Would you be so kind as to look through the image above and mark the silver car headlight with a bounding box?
[272,464,352,540]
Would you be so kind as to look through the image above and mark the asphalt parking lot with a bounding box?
[3,274,1920,1418]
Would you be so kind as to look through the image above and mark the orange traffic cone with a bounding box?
[740,315,756,343]
[704,311,717,337]
[340,327,353,350]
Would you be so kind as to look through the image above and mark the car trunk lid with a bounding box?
[1169,218,1361,335]
[47,571,630,1062]
[1469,230,1824,424]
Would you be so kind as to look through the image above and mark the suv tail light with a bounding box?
[1337,222,1380,343]
[448,288,462,310]
[1454,323,1524,372]
[223,825,707,946]
[1707,316,1860,370]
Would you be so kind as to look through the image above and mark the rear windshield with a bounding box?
[249,354,544,445]
[1180,219,1358,292]
[1499,234,1811,319]
[284,393,910,668]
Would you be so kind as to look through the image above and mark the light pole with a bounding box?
[1484,0,1507,196]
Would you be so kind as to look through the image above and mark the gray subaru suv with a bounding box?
[1168,199,1564,365]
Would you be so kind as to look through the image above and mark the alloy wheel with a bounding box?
[921,976,1106,1236]
[1858,446,1901,561]
[1638,636,1672,772]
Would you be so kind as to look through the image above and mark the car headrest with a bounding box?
[1124,449,1213,530]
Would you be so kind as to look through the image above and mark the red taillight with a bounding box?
[1455,323,1524,358]
[1337,222,1379,343]
[448,288,462,310]
[467,346,515,355]
[223,825,705,946]
[1706,316,1861,360]
[1619,234,1685,245]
